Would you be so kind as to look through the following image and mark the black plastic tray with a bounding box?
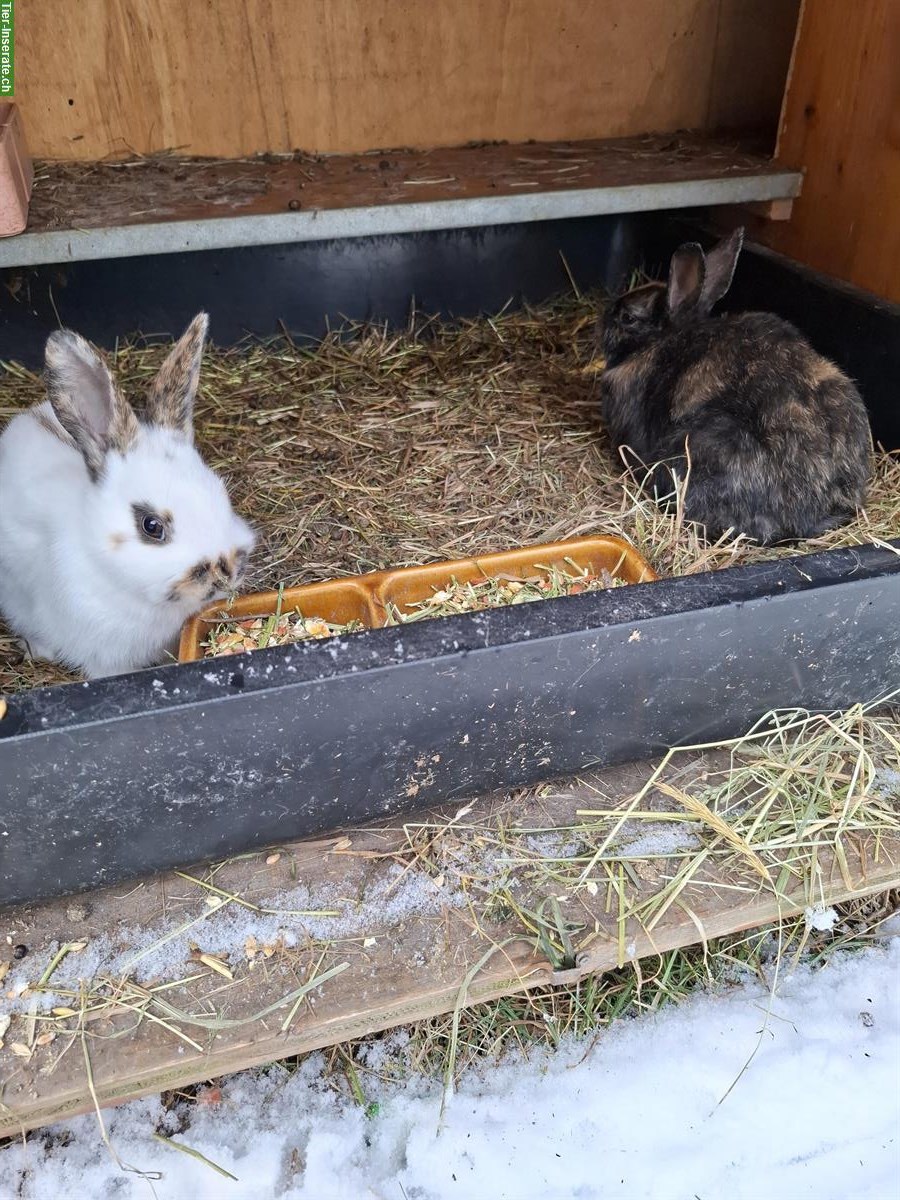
[1,210,898,907]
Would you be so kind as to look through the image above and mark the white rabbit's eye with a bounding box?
[133,502,172,545]
[142,515,166,542]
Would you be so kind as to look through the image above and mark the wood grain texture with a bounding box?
[17,0,798,160]
[758,0,900,302]
[0,753,895,1138]
[24,133,795,234]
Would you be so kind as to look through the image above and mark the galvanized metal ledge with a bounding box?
[0,170,802,269]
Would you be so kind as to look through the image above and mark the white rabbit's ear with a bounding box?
[667,244,705,317]
[146,312,208,441]
[700,227,744,313]
[45,330,139,480]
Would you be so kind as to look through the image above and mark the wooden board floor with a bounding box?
[27,134,789,234]
[0,750,896,1139]
[0,134,801,269]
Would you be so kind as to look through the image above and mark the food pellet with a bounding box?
[386,563,624,625]
[202,612,365,658]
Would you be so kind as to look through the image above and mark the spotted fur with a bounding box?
[34,408,77,450]
[167,552,243,604]
[0,318,255,679]
[45,331,139,480]
[598,228,872,544]
[147,312,209,440]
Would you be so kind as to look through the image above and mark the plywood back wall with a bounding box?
[755,0,900,304]
[18,0,799,161]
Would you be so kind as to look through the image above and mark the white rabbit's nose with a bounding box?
[216,547,250,589]
[231,547,250,584]
[167,547,250,606]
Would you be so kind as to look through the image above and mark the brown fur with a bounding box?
[50,379,139,481]
[45,331,140,480]
[34,409,77,450]
[806,354,845,388]
[671,355,720,417]
[167,548,245,605]
[602,348,657,406]
[107,394,140,456]
[147,313,209,440]
[598,229,873,544]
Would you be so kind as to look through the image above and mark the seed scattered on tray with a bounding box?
[202,612,365,657]
[202,562,624,657]
[386,562,624,624]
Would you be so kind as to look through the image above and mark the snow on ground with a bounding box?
[2,937,898,1200]
[1,864,468,1014]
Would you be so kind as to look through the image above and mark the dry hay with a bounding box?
[2,297,899,1142]
[295,696,900,1080]
[0,698,897,1113]
[1,292,899,695]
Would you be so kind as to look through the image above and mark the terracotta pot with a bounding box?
[0,104,32,237]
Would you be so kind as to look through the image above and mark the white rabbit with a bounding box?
[0,313,255,680]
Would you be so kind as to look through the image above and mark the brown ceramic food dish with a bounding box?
[178,535,657,663]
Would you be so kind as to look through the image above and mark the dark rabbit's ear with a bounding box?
[667,244,705,316]
[620,283,664,321]
[45,330,139,480]
[147,312,209,441]
[700,227,744,313]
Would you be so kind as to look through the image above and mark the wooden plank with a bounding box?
[756,0,900,302]
[16,1,799,162]
[24,135,795,236]
[738,198,795,222]
[0,752,897,1138]
[0,134,801,269]
[707,0,802,131]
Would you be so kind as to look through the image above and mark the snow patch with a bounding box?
[1,939,897,1198]
[1,864,466,1013]
[805,903,840,932]
[616,820,701,858]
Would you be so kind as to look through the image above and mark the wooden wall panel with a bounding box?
[758,0,900,303]
[707,0,802,131]
[17,0,798,161]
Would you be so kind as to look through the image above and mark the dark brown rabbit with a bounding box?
[598,228,872,544]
